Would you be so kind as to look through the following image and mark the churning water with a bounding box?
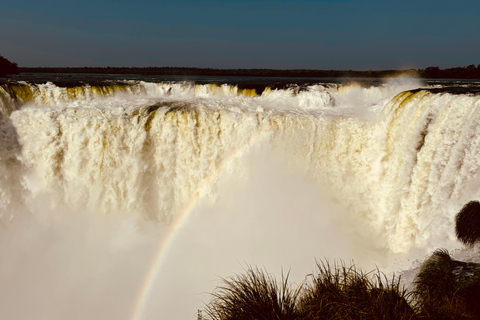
[1,74,480,319]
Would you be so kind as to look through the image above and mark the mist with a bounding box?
[1,78,479,319]
[0,139,401,320]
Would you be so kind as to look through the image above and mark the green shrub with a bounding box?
[455,201,480,246]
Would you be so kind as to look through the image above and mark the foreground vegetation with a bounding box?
[202,202,480,320]
[201,257,480,320]
[297,261,415,320]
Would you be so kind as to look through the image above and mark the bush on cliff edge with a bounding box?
[0,56,19,76]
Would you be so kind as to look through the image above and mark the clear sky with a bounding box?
[1,0,479,69]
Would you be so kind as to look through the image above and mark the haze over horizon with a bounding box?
[1,0,479,70]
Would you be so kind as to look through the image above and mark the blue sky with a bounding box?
[1,0,479,69]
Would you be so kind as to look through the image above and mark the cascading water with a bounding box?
[1,77,480,320]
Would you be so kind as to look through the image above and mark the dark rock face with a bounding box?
[455,201,480,246]
[0,56,19,77]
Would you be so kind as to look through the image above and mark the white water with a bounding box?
[1,78,480,319]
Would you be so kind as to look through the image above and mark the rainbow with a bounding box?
[129,124,273,320]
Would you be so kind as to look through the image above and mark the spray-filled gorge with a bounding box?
[1,76,480,319]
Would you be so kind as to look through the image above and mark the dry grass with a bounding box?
[202,253,480,320]
[203,261,415,320]
[204,266,301,320]
[297,260,415,320]
[202,199,480,319]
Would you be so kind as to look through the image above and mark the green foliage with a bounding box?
[455,201,480,246]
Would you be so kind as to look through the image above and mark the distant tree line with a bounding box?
[5,59,480,79]
[419,65,480,79]
[0,56,19,77]
[18,65,480,79]
[19,66,412,78]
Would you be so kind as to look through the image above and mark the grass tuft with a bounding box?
[296,260,415,320]
[203,256,480,320]
[203,266,301,320]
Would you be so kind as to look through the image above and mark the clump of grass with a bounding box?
[203,256,480,320]
[296,260,415,320]
[413,249,480,319]
[203,266,301,320]
[455,201,480,246]
[414,249,457,301]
